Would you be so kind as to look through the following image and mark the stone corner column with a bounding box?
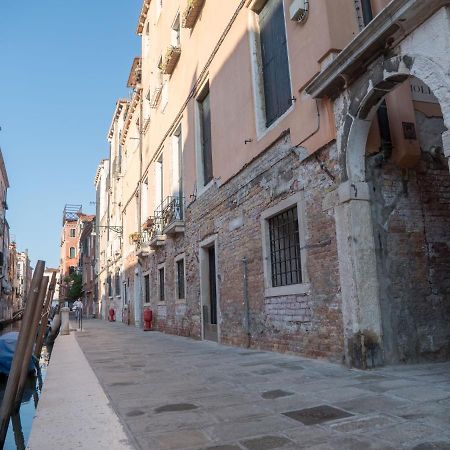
[334,181,384,369]
[60,307,70,335]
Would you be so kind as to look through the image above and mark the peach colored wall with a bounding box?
[60,221,79,278]
[132,0,360,218]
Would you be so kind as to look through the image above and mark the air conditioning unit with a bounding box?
[289,0,309,23]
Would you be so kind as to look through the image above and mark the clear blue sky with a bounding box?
[0,0,142,268]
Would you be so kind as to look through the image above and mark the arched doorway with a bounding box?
[334,54,450,368]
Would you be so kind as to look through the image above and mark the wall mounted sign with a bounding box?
[410,79,439,104]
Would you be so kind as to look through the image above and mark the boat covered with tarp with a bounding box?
[0,332,36,376]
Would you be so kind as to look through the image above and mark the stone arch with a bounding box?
[344,54,450,183]
[334,51,450,368]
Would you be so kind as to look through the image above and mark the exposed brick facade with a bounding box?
[143,135,345,361]
[368,112,450,363]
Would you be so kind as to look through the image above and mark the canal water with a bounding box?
[0,322,52,450]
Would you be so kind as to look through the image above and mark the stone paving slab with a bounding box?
[27,329,133,450]
[75,320,450,450]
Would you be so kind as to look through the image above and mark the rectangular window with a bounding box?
[268,206,301,287]
[198,87,213,186]
[172,126,183,204]
[259,0,292,127]
[115,272,121,296]
[69,247,76,259]
[156,154,164,208]
[176,259,185,300]
[107,274,112,297]
[171,12,181,47]
[69,228,76,238]
[144,274,150,304]
[159,267,165,302]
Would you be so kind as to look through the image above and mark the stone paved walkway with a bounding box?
[75,320,450,450]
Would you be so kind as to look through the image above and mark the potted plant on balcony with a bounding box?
[161,45,181,75]
[182,0,205,29]
[129,232,140,244]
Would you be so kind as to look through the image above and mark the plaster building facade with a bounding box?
[59,204,82,299]
[16,250,32,308]
[95,0,450,368]
[0,149,12,320]
[95,159,111,320]
[77,214,97,317]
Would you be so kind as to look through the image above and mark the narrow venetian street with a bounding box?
[31,320,450,450]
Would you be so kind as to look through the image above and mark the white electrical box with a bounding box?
[289,0,308,22]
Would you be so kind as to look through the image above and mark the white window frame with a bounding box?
[174,253,186,303]
[247,0,295,140]
[260,192,309,297]
[194,81,216,197]
[156,0,163,21]
[171,11,181,48]
[171,125,183,197]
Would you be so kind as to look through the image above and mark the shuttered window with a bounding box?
[199,88,213,185]
[259,0,291,127]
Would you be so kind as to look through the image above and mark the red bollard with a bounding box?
[108,308,116,322]
[143,308,153,331]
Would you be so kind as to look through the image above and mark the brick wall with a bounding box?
[368,111,450,363]
[145,134,345,361]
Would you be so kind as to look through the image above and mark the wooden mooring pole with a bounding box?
[0,260,45,447]
[14,275,49,412]
[34,272,56,359]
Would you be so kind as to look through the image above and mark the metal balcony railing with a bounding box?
[157,196,184,230]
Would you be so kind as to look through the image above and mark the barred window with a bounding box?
[268,206,302,287]
[176,259,185,299]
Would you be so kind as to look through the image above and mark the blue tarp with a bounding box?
[0,332,35,376]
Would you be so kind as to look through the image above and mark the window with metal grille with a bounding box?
[259,0,292,127]
[176,259,185,299]
[268,206,302,287]
[159,267,165,302]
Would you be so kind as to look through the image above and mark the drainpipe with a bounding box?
[242,257,251,348]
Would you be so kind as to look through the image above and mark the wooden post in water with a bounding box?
[0,260,45,447]
[34,272,56,359]
[14,276,49,412]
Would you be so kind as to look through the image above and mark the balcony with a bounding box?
[143,216,166,249]
[159,196,185,236]
[182,0,205,29]
[160,45,181,75]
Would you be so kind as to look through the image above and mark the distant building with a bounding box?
[94,159,110,320]
[59,204,82,299]
[17,250,32,308]
[0,149,11,320]
[77,214,97,317]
